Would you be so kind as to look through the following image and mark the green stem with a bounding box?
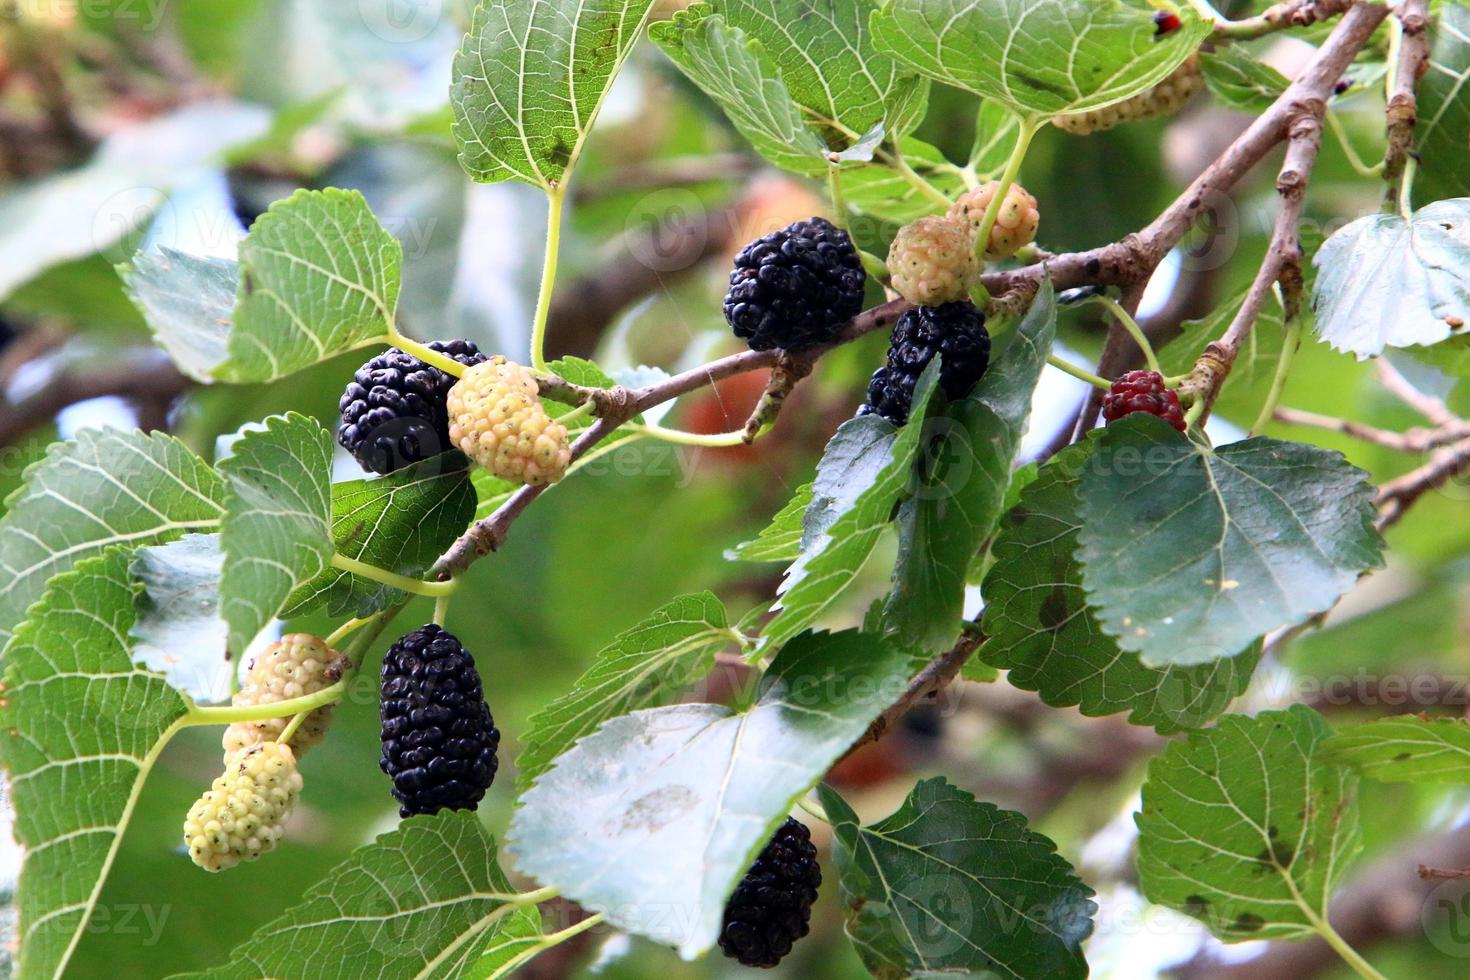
[1048,354,1113,391]
[797,795,831,825]
[186,680,347,726]
[388,332,470,379]
[278,709,309,746]
[1184,394,1208,429]
[433,592,452,627]
[1088,295,1161,375]
[530,186,568,373]
[1251,308,1301,435]
[330,553,457,597]
[1312,919,1387,980]
[557,400,597,427]
[880,145,953,209]
[827,164,850,230]
[972,119,1039,263]
[1325,110,1384,178]
[622,421,752,447]
[325,617,369,648]
[1397,154,1417,219]
[493,913,606,977]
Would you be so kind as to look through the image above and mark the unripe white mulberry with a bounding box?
[946,182,1040,260]
[447,358,572,486]
[1052,54,1203,134]
[183,742,303,872]
[222,633,347,761]
[886,215,980,305]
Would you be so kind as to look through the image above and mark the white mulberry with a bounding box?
[1052,55,1203,134]
[183,742,304,872]
[447,358,572,486]
[946,182,1040,260]
[222,633,347,761]
[886,215,980,305]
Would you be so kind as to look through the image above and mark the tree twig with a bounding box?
[0,351,190,446]
[839,628,985,763]
[1374,435,1470,531]
[1273,406,1470,452]
[1211,0,1355,40]
[1382,0,1431,198]
[1376,358,1457,427]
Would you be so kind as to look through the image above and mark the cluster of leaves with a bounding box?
[1,0,1470,978]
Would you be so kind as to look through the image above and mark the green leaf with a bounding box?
[1136,706,1359,941]
[509,629,914,957]
[842,138,966,223]
[219,414,334,655]
[462,907,554,979]
[981,443,1259,733]
[284,456,476,620]
[651,9,830,175]
[1199,46,1289,113]
[758,368,940,654]
[224,188,401,383]
[969,99,1024,176]
[870,0,1210,120]
[516,592,732,788]
[884,280,1056,652]
[820,779,1094,979]
[1414,3,1470,204]
[452,0,657,187]
[1313,198,1470,358]
[130,534,232,701]
[1075,415,1383,667]
[120,247,239,383]
[726,482,812,562]
[1322,716,1470,784]
[0,429,226,649]
[179,812,532,979]
[0,549,190,980]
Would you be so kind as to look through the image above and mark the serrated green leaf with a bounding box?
[284,456,476,620]
[820,779,1094,979]
[757,368,940,654]
[224,188,401,383]
[516,592,732,788]
[1313,199,1470,358]
[176,812,530,979]
[462,907,553,979]
[1075,415,1383,667]
[130,534,232,702]
[870,0,1210,120]
[120,247,239,383]
[0,429,226,649]
[452,0,657,187]
[1322,716,1470,783]
[981,443,1259,733]
[1136,706,1359,941]
[651,9,830,175]
[1199,46,1288,113]
[0,548,190,980]
[219,414,334,655]
[510,629,914,958]
[884,280,1055,652]
[726,482,812,563]
[1415,3,1470,204]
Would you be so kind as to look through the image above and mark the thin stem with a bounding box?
[324,617,369,649]
[557,400,597,427]
[279,709,309,746]
[797,795,831,825]
[827,164,850,230]
[433,592,452,627]
[187,680,346,726]
[1047,353,1113,391]
[388,332,469,379]
[330,553,458,597]
[530,187,568,373]
[1397,154,1417,219]
[1313,921,1387,980]
[880,145,953,209]
[1087,294,1161,374]
[1184,395,1208,429]
[972,119,1038,263]
[1324,110,1383,178]
[1251,308,1301,435]
[495,913,606,976]
[622,421,750,447]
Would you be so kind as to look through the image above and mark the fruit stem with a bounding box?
[278,709,309,746]
[386,331,469,379]
[797,794,831,825]
[557,400,598,427]
[530,186,568,373]
[1324,110,1384,179]
[1086,294,1162,375]
[1047,354,1113,391]
[330,553,458,597]
[1396,154,1417,220]
[433,592,452,628]
[1251,296,1302,435]
[827,163,851,231]
[972,117,1038,263]
[881,144,953,209]
[1184,392,1208,429]
[623,421,751,447]
[325,617,370,648]
[186,680,347,726]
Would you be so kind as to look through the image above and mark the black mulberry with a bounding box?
[718,817,822,968]
[379,625,500,818]
[337,339,488,475]
[724,217,866,351]
[859,301,991,425]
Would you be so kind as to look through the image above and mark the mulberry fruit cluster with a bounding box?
[886,215,980,306]
[183,742,304,872]
[947,181,1040,260]
[723,216,866,351]
[718,817,822,968]
[447,357,572,486]
[1053,54,1203,134]
[379,625,501,818]
[338,339,488,474]
[222,633,348,762]
[1102,370,1187,432]
[860,302,992,426]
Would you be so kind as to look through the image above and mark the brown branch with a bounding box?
[1273,406,1470,453]
[839,627,984,764]
[1211,0,1355,40]
[1382,0,1431,195]
[0,352,190,447]
[1374,434,1470,531]
[1376,358,1457,427]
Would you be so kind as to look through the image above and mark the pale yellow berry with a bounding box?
[886,215,980,306]
[1052,54,1203,135]
[947,182,1040,260]
[447,358,572,486]
[221,633,346,761]
[183,742,303,872]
